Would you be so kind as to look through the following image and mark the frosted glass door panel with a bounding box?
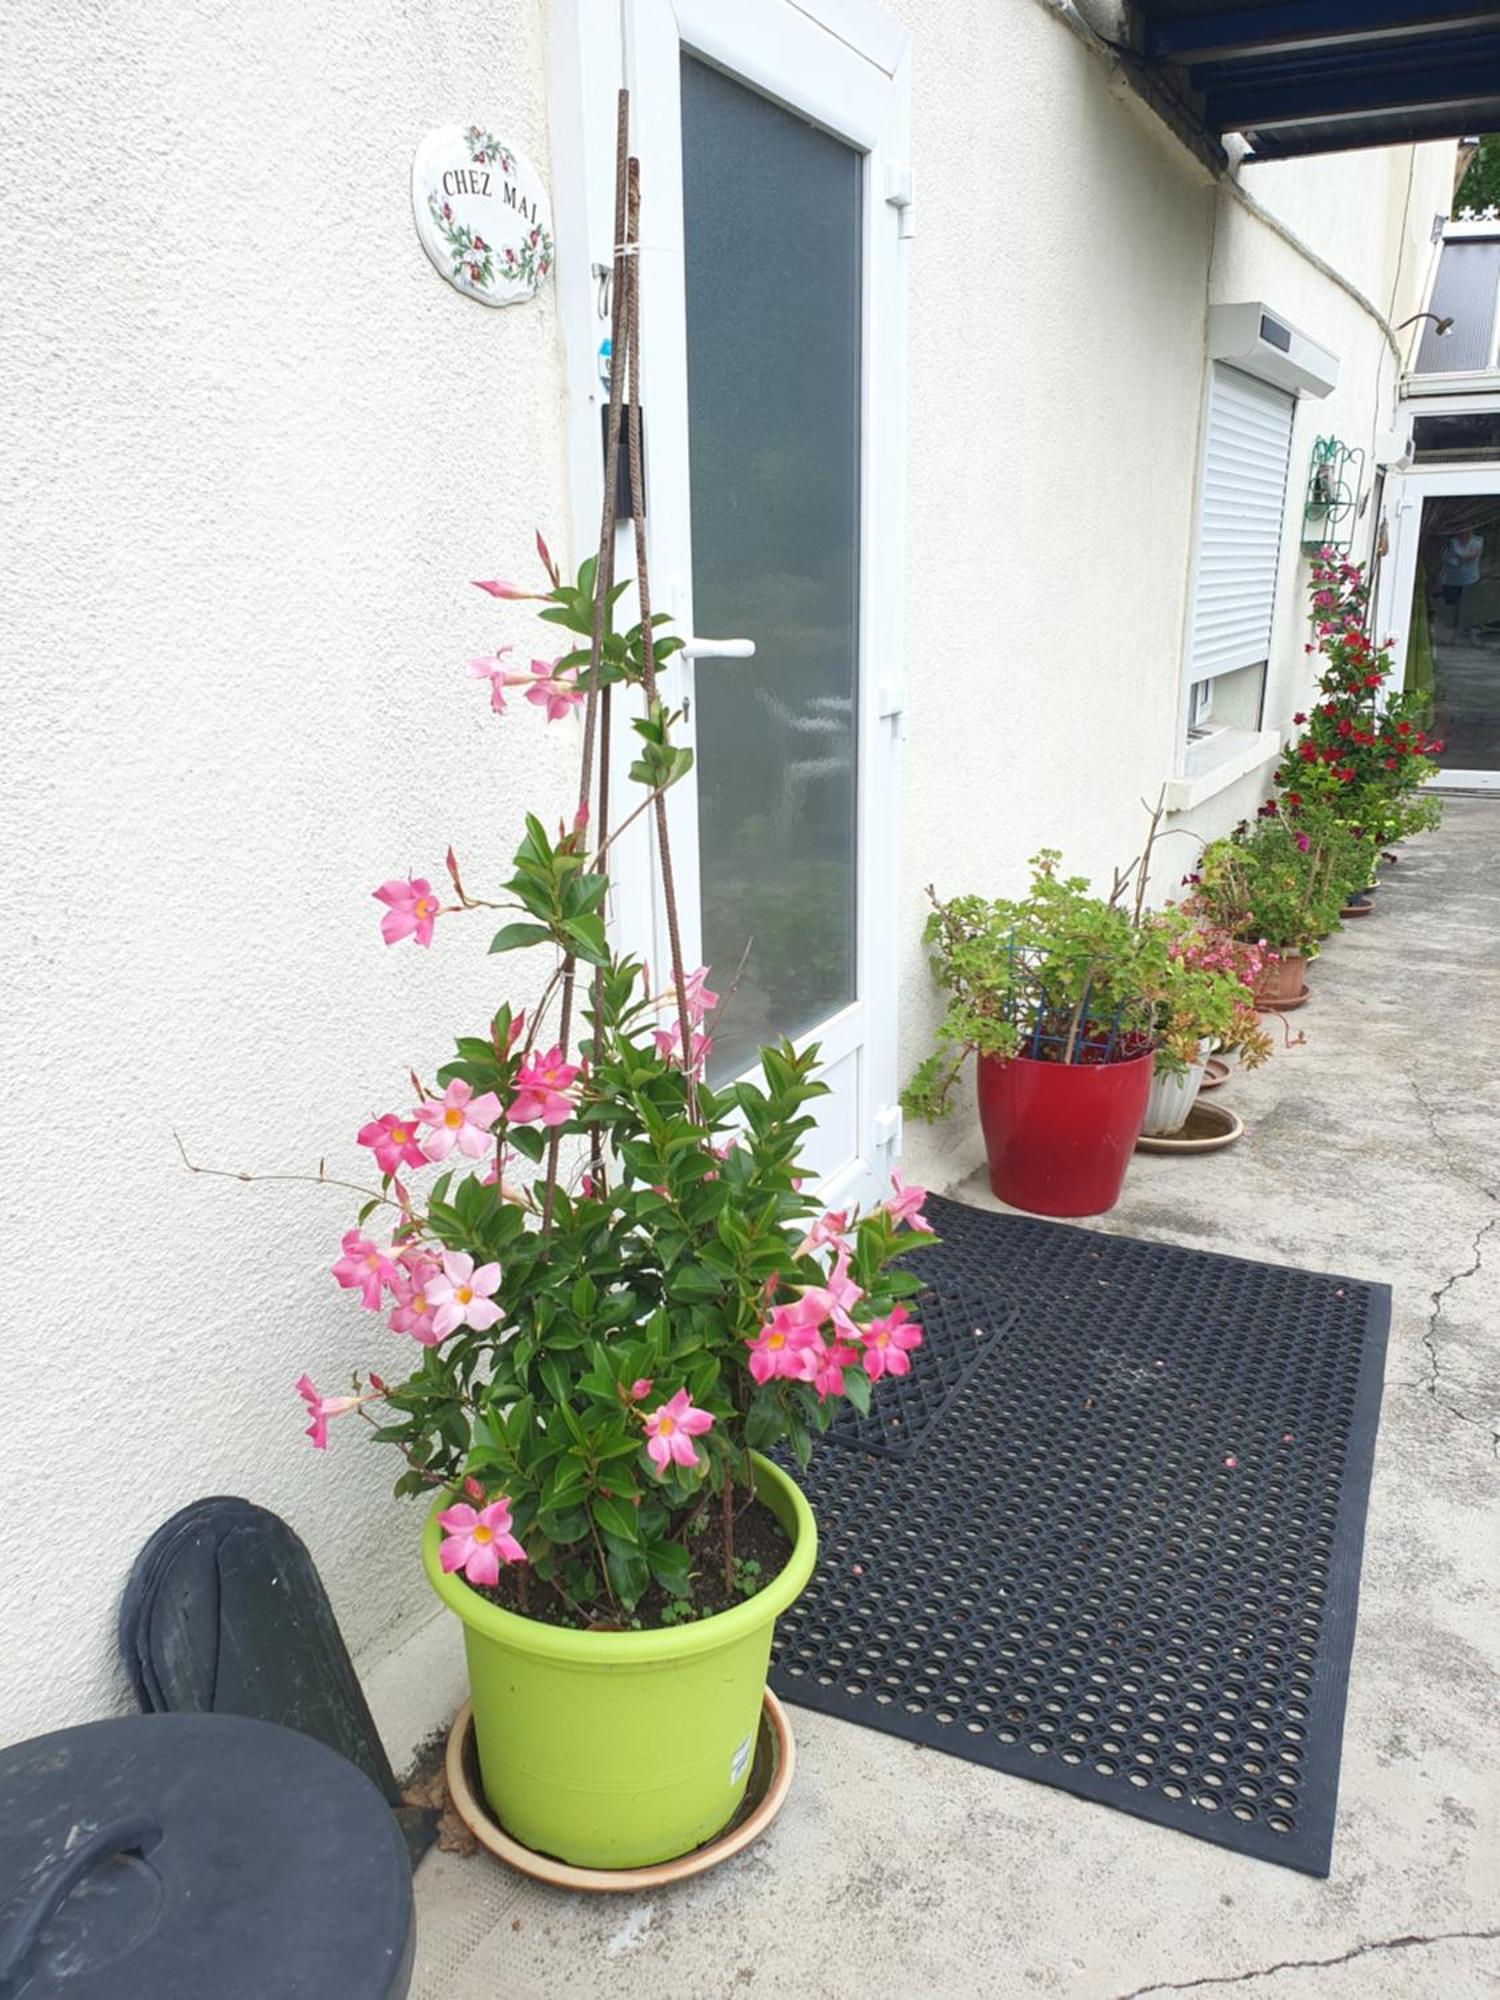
[679,54,862,1083]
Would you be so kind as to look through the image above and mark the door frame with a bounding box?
[548,0,912,1204]
[1380,459,1500,791]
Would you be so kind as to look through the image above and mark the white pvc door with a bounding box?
[1381,466,1500,791]
[555,0,911,1204]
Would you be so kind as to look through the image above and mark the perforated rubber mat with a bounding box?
[823,1284,1018,1459]
[770,1194,1391,1875]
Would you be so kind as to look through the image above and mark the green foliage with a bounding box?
[1191,816,1346,957]
[353,555,934,1626]
[381,1002,926,1619]
[1456,137,1500,215]
[1272,555,1444,853]
[903,851,1168,1120]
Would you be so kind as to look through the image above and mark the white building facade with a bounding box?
[0,0,1462,1753]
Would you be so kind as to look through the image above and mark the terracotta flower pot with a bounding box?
[1254,950,1309,1012]
[976,1046,1153,1218]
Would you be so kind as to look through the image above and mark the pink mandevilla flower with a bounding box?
[417,1078,503,1162]
[883,1172,930,1233]
[388,1254,443,1344]
[356,1111,427,1176]
[524,660,585,722]
[681,966,719,1024]
[296,1373,360,1450]
[642,1388,714,1477]
[797,1246,865,1340]
[746,1302,822,1385]
[468,648,528,713]
[426,1251,503,1337]
[793,1332,860,1401]
[861,1305,924,1382]
[373,877,440,948]
[652,1022,713,1077]
[438,1497,527,1584]
[331,1228,397,1310]
[471,578,535,601]
[509,1046,581,1127]
[794,1210,849,1260]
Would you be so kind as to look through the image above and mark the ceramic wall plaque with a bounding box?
[412,125,554,307]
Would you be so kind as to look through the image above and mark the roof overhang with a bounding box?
[1125,1,1500,161]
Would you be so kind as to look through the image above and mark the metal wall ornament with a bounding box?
[411,125,554,307]
[1301,435,1365,554]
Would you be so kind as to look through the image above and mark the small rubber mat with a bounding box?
[771,1195,1391,1875]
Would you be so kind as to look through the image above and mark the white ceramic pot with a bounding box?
[1142,1039,1213,1138]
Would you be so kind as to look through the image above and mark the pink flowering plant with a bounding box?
[1149,920,1274,1071]
[294,537,934,1625]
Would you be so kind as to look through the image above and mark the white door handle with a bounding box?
[681,635,756,660]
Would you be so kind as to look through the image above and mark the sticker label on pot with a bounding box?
[729,1735,752,1786]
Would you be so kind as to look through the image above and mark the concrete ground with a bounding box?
[408,799,1498,2000]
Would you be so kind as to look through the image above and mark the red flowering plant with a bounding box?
[1274,552,1443,847]
[222,536,937,1629]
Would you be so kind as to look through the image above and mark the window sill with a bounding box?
[1163,727,1281,813]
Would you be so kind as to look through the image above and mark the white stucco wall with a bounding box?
[0,0,1456,1753]
[0,0,572,1746]
[890,0,1455,1191]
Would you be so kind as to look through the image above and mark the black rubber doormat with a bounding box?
[770,1194,1391,1876]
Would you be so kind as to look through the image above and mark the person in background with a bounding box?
[1439,524,1484,633]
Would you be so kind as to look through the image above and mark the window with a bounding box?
[1183,363,1295,756]
[1412,409,1500,463]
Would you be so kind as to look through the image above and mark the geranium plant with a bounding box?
[903,851,1175,1119]
[286,539,934,1628]
[1274,553,1444,847]
[1189,814,1345,958]
[1148,920,1274,1071]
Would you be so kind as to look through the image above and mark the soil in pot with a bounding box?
[472,1494,792,1632]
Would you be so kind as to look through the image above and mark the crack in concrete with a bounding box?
[1397,1077,1500,1453]
[1110,1924,1500,1999]
[1419,1211,1500,1456]
[1406,1074,1500,1208]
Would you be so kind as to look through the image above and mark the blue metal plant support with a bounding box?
[1301,435,1365,555]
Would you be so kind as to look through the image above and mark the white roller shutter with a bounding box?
[1188,364,1296,679]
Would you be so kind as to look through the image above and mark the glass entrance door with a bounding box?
[679,55,862,1087]
[1392,484,1500,788]
[577,0,911,1203]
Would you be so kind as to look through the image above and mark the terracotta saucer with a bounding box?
[444,1689,795,1891]
[1197,1056,1231,1091]
[1256,987,1310,1013]
[1136,1099,1245,1153]
[1340,899,1374,919]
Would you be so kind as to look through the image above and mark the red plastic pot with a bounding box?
[975,1046,1154,1219]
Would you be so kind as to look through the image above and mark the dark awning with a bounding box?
[1128,1,1500,160]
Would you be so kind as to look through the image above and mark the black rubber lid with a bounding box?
[0,1713,413,1999]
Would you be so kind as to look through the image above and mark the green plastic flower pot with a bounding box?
[422,1453,817,1868]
